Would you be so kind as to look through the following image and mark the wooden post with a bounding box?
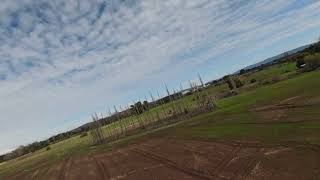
[133,100,144,129]
[114,106,123,138]
[149,91,160,122]
[180,83,189,112]
[119,105,128,135]
[107,108,114,138]
[144,95,154,124]
[157,90,167,120]
[165,83,176,118]
[102,112,111,138]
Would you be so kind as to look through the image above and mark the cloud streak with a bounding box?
[1,0,320,153]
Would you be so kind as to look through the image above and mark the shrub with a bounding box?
[296,59,305,69]
[46,146,51,151]
[223,90,238,98]
[250,79,257,83]
[304,54,320,71]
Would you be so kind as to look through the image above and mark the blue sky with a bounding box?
[1,0,320,154]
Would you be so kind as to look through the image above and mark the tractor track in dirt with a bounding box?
[4,138,320,180]
[134,140,269,180]
[58,157,72,180]
[232,148,263,180]
[211,146,242,178]
[91,155,110,180]
[131,147,227,180]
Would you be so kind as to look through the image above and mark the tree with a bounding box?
[259,64,265,70]
[143,101,149,111]
[223,75,236,90]
[239,69,246,75]
[133,101,144,114]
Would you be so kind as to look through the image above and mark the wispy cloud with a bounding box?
[1,0,320,153]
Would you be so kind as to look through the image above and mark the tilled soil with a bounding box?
[8,138,320,180]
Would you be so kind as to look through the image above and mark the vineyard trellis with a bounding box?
[88,73,218,145]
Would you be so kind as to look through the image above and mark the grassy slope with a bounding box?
[1,64,319,177]
[0,134,91,178]
[242,62,297,83]
[173,70,320,144]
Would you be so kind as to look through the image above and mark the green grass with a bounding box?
[172,71,320,144]
[0,134,91,178]
[242,62,297,83]
[1,65,319,178]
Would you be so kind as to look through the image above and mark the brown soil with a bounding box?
[250,96,320,123]
[7,138,320,180]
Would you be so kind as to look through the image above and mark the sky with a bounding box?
[1,0,320,154]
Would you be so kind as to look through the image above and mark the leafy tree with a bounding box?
[133,101,144,114]
[223,75,235,90]
[234,77,244,88]
[239,69,246,75]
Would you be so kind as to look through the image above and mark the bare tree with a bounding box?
[198,73,204,87]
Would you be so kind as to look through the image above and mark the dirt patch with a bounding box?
[5,138,320,180]
[250,95,320,123]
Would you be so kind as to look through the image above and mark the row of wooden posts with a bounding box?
[90,75,217,144]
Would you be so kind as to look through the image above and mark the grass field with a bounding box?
[173,70,320,144]
[0,63,319,179]
[99,62,298,136]
[241,62,297,83]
